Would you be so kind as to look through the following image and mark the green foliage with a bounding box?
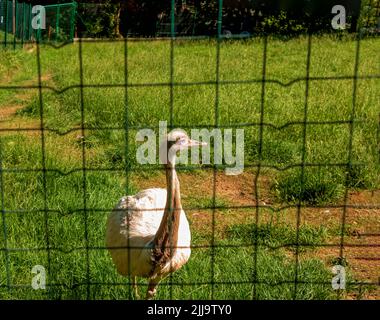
[261,10,309,35]
[273,169,345,205]
[359,0,380,32]
[77,1,122,38]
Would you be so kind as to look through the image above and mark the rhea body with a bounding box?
[106,130,205,299]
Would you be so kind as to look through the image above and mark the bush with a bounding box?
[273,170,345,205]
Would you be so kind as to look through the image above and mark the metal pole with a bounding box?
[4,0,8,47]
[22,1,26,44]
[21,1,24,46]
[70,1,77,41]
[28,3,31,41]
[37,3,41,42]
[13,0,16,49]
[56,5,60,41]
[12,0,14,33]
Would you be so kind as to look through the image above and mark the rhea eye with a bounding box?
[178,138,186,145]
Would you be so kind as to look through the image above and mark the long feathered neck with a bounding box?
[151,163,182,274]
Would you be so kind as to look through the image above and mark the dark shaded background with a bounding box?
[20,0,368,37]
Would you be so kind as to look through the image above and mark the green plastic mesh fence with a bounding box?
[0,0,77,47]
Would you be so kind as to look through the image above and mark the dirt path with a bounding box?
[0,74,52,133]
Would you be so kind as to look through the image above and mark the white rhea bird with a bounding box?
[106,129,206,299]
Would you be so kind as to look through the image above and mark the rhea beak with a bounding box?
[187,139,207,148]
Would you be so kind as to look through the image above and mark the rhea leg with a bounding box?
[146,280,158,300]
[132,276,140,299]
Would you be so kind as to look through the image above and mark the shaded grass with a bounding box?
[0,218,336,299]
[226,222,328,250]
[273,168,346,205]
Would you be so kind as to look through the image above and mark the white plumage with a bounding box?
[106,130,206,299]
[106,188,191,279]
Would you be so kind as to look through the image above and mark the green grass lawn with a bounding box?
[0,34,379,299]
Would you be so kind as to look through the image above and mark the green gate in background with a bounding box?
[0,0,77,48]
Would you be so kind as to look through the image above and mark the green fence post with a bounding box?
[37,4,41,42]
[192,8,197,36]
[217,0,223,39]
[23,2,26,42]
[21,1,25,46]
[171,0,175,38]
[28,3,31,41]
[69,1,77,41]
[55,5,60,41]
[4,0,8,47]
[0,1,2,48]
[13,0,17,49]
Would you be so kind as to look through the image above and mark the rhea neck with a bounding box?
[151,155,182,271]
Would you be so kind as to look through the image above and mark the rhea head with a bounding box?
[159,129,206,167]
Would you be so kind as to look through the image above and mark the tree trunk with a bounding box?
[114,4,123,38]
